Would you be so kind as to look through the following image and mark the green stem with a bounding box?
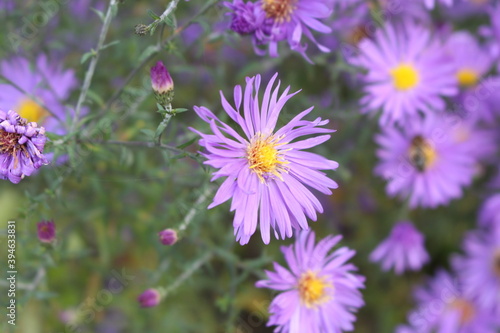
[71,0,119,133]
[178,186,214,233]
[104,0,221,109]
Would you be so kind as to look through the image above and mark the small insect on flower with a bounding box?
[375,114,477,208]
[0,109,48,183]
[190,73,339,245]
[256,230,365,332]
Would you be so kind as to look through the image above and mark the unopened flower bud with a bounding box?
[37,220,56,243]
[137,288,162,308]
[151,61,174,106]
[135,24,149,36]
[158,228,178,246]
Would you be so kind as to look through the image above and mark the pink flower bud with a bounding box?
[150,61,174,94]
[37,220,56,243]
[158,228,178,246]
[137,288,161,308]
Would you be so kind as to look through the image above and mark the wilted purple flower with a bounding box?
[453,227,500,317]
[370,221,429,274]
[158,228,178,246]
[137,288,161,308]
[225,0,334,61]
[225,0,262,35]
[0,55,77,136]
[0,110,48,183]
[401,270,498,333]
[478,194,500,228]
[354,22,457,125]
[445,31,493,88]
[37,220,56,243]
[375,113,476,208]
[256,230,365,332]
[190,73,339,244]
[150,61,174,95]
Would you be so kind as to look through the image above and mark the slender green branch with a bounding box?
[178,186,214,232]
[162,252,213,296]
[105,0,221,109]
[71,0,119,133]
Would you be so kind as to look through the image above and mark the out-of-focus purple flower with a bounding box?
[370,221,429,274]
[423,0,454,9]
[225,0,334,61]
[158,229,178,246]
[256,230,365,332]
[447,112,497,162]
[375,113,477,208]
[0,0,15,11]
[137,288,162,308]
[479,194,500,229]
[190,73,339,245]
[445,31,493,89]
[490,4,500,58]
[459,76,500,123]
[225,0,262,35]
[37,220,56,243]
[0,109,48,183]
[401,270,498,333]
[453,227,500,317]
[354,22,457,125]
[0,55,77,136]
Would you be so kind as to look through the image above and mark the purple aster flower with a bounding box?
[478,194,500,229]
[354,22,457,125]
[401,270,498,333]
[490,4,500,58]
[370,221,429,274]
[37,220,56,243]
[137,288,162,308]
[158,228,178,246]
[225,0,334,62]
[225,0,263,35]
[0,0,15,11]
[452,227,500,317]
[0,109,48,183]
[375,113,477,208]
[0,55,77,136]
[444,31,493,89]
[256,230,365,332]
[459,75,500,123]
[190,73,339,245]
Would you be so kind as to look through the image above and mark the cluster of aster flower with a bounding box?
[190,72,365,331]
[347,2,500,331]
[224,0,334,61]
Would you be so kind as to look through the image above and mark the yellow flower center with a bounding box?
[17,99,49,124]
[297,271,331,308]
[408,135,437,172]
[456,68,479,87]
[493,249,500,278]
[262,0,297,23]
[391,64,419,91]
[449,299,475,324]
[247,133,287,182]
